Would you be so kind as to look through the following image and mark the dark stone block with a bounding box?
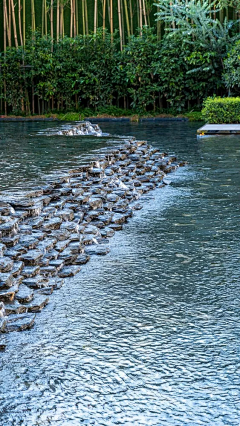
[4,313,35,332]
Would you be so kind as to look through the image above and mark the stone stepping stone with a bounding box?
[25,295,49,313]
[109,223,123,231]
[19,235,39,250]
[60,222,79,233]
[58,249,78,265]
[68,242,83,254]
[0,257,13,273]
[74,254,90,265]
[1,235,19,247]
[22,265,40,278]
[0,244,7,256]
[55,240,70,252]
[0,273,14,289]
[58,265,81,278]
[82,234,98,245]
[0,285,18,302]
[0,202,15,216]
[55,209,75,221]
[4,313,35,332]
[0,219,19,237]
[84,245,110,256]
[23,276,49,289]
[40,266,58,277]
[11,261,24,277]
[100,227,115,238]
[15,285,34,303]
[111,213,126,224]
[42,217,62,231]
[4,301,28,315]
[20,250,43,266]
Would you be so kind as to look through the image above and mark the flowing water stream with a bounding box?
[0,121,240,425]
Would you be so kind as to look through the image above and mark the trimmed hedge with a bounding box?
[202,97,240,123]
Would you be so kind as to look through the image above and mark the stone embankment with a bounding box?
[0,137,186,349]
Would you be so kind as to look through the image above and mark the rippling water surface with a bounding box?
[0,121,240,425]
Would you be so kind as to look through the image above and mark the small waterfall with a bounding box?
[57,121,103,136]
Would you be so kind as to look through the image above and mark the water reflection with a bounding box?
[0,122,240,425]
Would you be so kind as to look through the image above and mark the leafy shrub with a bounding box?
[223,40,240,95]
[202,97,240,123]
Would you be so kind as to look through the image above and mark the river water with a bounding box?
[0,121,240,425]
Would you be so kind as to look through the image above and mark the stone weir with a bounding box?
[0,137,186,350]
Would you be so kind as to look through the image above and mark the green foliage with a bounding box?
[223,40,240,94]
[155,0,239,55]
[0,24,237,115]
[202,96,240,123]
[122,28,161,112]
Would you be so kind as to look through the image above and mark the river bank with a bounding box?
[0,111,203,122]
[0,135,185,348]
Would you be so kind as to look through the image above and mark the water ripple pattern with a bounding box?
[0,122,240,425]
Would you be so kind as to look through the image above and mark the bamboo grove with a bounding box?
[0,0,239,115]
[0,0,158,50]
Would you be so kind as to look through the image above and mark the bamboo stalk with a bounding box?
[123,0,130,39]
[118,0,122,50]
[75,0,78,36]
[11,0,18,47]
[121,0,125,46]
[139,0,143,35]
[110,0,113,42]
[129,0,133,35]
[5,4,11,46]
[57,0,59,41]
[142,0,147,26]
[94,0,97,35]
[23,0,25,45]
[42,0,44,36]
[85,0,88,35]
[50,0,54,41]
[103,0,106,39]
[18,0,23,46]
[62,6,64,37]
[3,0,7,51]
[82,0,85,36]
[70,0,73,37]
[8,0,11,47]
[31,0,35,32]
[60,3,63,38]
[44,0,47,35]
